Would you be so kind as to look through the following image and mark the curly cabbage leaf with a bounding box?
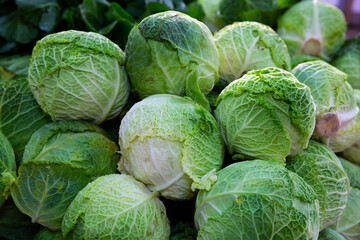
[215,67,316,162]
[286,141,350,230]
[293,60,360,152]
[278,1,346,60]
[10,121,118,230]
[195,160,320,240]
[28,30,130,124]
[214,21,291,84]
[62,174,170,240]
[125,11,219,111]
[119,94,224,200]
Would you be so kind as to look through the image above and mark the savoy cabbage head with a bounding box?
[214,21,291,84]
[27,30,130,124]
[215,67,316,162]
[195,160,320,239]
[119,94,224,200]
[278,1,346,60]
[9,121,118,230]
[125,11,219,111]
[62,174,170,240]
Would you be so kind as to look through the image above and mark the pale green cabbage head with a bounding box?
[10,121,118,230]
[292,60,360,152]
[62,174,170,240]
[119,94,224,200]
[286,141,350,230]
[28,30,130,124]
[214,21,291,84]
[215,67,316,163]
[278,1,346,61]
[195,160,320,240]
[125,11,219,111]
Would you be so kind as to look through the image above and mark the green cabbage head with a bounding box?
[28,30,130,124]
[292,60,360,152]
[278,1,346,60]
[195,160,320,240]
[119,94,224,200]
[9,121,118,230]
[62,174,170,240]
[286,141,350,230]
[0,132,16,208]
[125,11,219,111]
[214,21,291,84]
[215,67,316,163]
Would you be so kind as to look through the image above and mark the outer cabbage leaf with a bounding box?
[319,228,346,240]
[293,61,360,152]
[28,30,130,124]
[0,55,30,78]
[125,11,219,111]
[195,160,320,240]
[286,141,350,230]
[291,54,322,69]
[278,1,346,60]
[214,21,290,84]
[0,132,16,208]
[34,228,64,240]
[62,174,170,240]
[119,94,224,200]
[0,77,51,158]
[215,67,316,162]
[10,121,118,230]
[332,35,360,89]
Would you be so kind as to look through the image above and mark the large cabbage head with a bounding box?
[278,0,346,60]
[0,132,16,208]
[332,35,360,89]
[198,0,298,30]
[119,94,224,200]
[28,30,130,124]
[125,11,219,111]
[215,67,316,163]
[286,141,350,230]
[195,160,320,240]
[62,174,170,240]
[214,21,291,84]
[292,60,360,152]
[9,121,118,230]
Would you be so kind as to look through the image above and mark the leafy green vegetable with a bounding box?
[125,11,219,111]
[195,160,320,239]
[214,21,291,84]
[278,1,346,60]
[319,228,346,240]
[119,94,224,200]
[34,228,64,240]
[62,174,170,240]
[292,60,360,152]
[10,121,119,230]
[286,141,350,230]
[27,30,130,124]
[215,67,316,162]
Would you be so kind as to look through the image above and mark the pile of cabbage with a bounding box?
[0,1,359,239]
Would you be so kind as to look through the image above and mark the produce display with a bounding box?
[0,0,359,239]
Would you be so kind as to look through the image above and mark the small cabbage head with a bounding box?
[119,94,224,200]
[34,228,63,240]
[198,0,298,30]
[0,132,16,208]
[292,61,360,152]
[125,11,219,111]
[278,1,346,60]
[330,158,360,240]
[332,35,360,89]
[214,21,291,84]
[286,141,350,230]
[215,67,316,163]
[10,121,118,230]
[319,228,346,240]
[195,160,320,240]
[62,174,170,240]
[28,30,130,124]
